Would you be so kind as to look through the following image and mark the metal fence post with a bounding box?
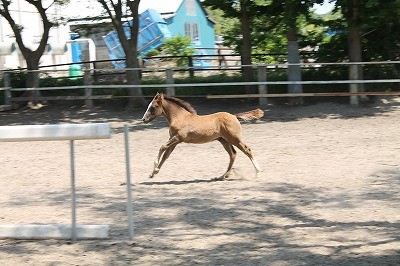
[166,69,175,96]
[70,140,77,241]
[84,70,93,109]
[257,66,268,106]
[124,125,134,240]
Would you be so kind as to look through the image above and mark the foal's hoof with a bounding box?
[213,175,227,181]
[149,168,160,178]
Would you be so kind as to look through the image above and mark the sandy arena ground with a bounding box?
[0,97,399,265]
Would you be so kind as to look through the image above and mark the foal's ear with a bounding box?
[154,92,163,103]
[155,92,164,100]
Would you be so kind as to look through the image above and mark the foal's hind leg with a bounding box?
[217,137,237,179]
[232,139,261,174]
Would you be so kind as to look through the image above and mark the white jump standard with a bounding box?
[0,123,112,241]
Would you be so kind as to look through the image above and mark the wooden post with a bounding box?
[349,64,359,105]
[257,66,268,106]
[287,36,303,105]
[84,70,93,109]
[3,72,11,105]
[166,69,175,96]
[287,41,303,94]
[93,62,98,84]
[188,56,194,79]
[32,70,40,102]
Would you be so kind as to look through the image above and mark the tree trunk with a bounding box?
[25,56,39,86]
[347,0,364,104]
[23,52,41,102]
[240,0,255,93]
[284,0,303,105]
[287,26,303,104]
[287,27,302,93]
[2,0,52,107]
[124,0,147,109]
[125,49,147,109]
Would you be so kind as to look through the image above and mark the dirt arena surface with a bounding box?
[0,97,399,265]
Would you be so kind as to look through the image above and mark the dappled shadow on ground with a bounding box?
[1,169,399,265]
[0,96,399,129]
[362,169,400,205]
[0,101,135,126]
[1,97,400,264]
[117,171,400,264]
[140,178,222,186]
[261,96,400,122]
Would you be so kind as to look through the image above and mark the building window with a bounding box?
[184,22,199,42]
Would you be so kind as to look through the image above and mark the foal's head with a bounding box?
[141,93,197,123]
[141,93,164,123]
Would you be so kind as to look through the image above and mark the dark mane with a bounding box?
[163,95,197,114]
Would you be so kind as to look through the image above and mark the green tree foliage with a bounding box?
[161,36,195,67]
[313,0,400,85]
[364,0,400,62]
[204,7,237,37]
[203,0,269,86]
[319,0,400,62]
[203,0,326,96]
[203,1,324,63]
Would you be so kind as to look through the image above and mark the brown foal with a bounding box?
[141,93,264,179]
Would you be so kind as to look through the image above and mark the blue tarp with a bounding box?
[103,9,171,69]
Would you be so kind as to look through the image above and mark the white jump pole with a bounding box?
[124,125,134,240]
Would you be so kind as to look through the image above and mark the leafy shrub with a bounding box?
[161,36,196,67]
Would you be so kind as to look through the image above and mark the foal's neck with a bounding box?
[162,100,192,124]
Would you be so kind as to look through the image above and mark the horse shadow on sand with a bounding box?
[1,169,399,265]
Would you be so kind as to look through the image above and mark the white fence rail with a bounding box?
[1,61,400,107]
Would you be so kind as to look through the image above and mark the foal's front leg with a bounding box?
[150,136,181,178]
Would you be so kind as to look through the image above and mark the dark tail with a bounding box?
[235,108,264,122]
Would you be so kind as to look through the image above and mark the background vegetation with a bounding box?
[1,0,400,104]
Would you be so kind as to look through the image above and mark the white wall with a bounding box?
[0,0,71,69]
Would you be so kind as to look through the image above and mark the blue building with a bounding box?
[139,0,216,52]
[76,0,217,68]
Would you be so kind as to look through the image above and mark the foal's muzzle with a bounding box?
[141,115,154,124]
